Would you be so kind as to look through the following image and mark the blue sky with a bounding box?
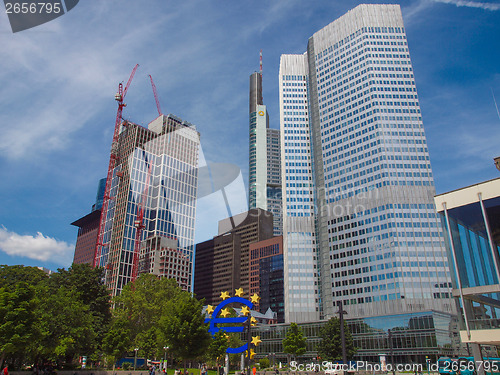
[0,0,499,270]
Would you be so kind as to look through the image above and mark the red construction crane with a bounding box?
[148,74,162,117]
[94,64,139,269]
[131,151,154,281]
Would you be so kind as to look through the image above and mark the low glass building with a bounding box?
[253,311,459,364]
[435,177,500,360]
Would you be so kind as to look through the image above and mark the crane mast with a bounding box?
[94,64,139,270]
[149,74,163,117]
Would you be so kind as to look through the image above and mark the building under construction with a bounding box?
[93,71,200,296]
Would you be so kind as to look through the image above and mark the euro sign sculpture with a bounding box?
[205,297,253,354]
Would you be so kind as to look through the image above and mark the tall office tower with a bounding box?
[95,114,200,296]
[249,68,283,235]
[92,177,107,212]
[280,55,319,323]
[72,210,101,265]
[71,178,107,265]
[193,208,273,305]
[280,4,453,322]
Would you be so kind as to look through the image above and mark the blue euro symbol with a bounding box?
[205,297,253,354]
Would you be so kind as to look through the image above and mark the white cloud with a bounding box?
[402,0,435,25]
[0,226,74,265]
[433,0,500,10]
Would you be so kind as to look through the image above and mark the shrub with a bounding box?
[259,358,270,369]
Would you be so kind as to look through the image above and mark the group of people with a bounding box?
[150,365,170,375]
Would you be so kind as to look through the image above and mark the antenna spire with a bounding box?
[259,49,262,75]
[492,88,500,124]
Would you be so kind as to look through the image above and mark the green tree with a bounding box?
[259,358,270,369]
[113,274,182,359]
[0,265,47,369]
[206,330,229,369]
[0,264,111,369]
[160,291,211,373]
[0,283,38,368]
[34,281,95,367]
[102,316,131,370]
[282,323,307,360]
[0,265,47,289]
[316,317,356,362]
[51,264,111,342]
[49,263,111,363]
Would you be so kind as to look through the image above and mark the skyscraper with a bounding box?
[95,114,200,296]
[249,235,285,322]
[71,178,106,265]
[280,4,454,322]
[194,208,273,305]
[249,64,283,236]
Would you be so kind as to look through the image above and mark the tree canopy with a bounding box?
[0,264,112,369]
[206,330,229,367]
[159,291,211,368]
[0,264,228,370]
[316,317,356,362]
[282,323,307,359]
[111,274,183,360]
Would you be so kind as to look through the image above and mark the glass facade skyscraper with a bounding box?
[95,114,200,296]
[249,70,283,235]
[249,236,285,322]
[280,4,454,322]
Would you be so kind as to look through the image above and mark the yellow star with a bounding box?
[220,308,231,317]
[240,305,250,316]
[250,293,261,304]
[251,336,262,346]
[206,305,214,315]
[248,349,256,359]
[235,287,244,297]
[251,317,258,326]
[220,291,230,300]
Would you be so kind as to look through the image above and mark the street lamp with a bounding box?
[336,301,347,375]
[134,348,139,371]
[164,346,169,373]
[388,329,396,375]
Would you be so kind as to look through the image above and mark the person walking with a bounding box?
[3,366,8,375]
